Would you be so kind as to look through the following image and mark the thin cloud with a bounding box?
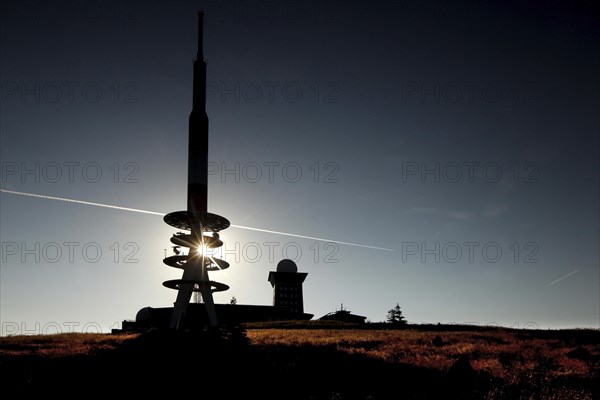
[483,205,507,218]
[408,206,473,221]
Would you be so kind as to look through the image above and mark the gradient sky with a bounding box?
[1,0,598,334]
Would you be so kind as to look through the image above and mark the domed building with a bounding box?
[268,259,308,314]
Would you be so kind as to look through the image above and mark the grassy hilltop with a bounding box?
[1,323,598,399]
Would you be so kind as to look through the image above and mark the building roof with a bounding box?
[319,309,366,324]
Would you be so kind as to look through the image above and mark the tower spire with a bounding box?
[197,10,204,60]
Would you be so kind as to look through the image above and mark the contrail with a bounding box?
[0,189,395,252]
[546,269,579,287]
[229,224,395,252]
[0,189,165,216]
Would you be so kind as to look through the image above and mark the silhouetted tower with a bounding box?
[162,11,230,329]
[268,259,308,314]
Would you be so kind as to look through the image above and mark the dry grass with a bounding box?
[1,328,598,399]
[247,328,599,399]
[0,333,139,359]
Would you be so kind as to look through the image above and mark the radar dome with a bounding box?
[276,259,298,273]
[136,307,154,322]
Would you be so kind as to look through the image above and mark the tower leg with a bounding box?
[169,280,194,329]
[169,251,219,329]
[200,265,218,326]
[169,257,199,329]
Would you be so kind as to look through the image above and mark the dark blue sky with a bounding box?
[1,0,598,333]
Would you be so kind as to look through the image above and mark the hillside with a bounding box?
[1,325,598,399]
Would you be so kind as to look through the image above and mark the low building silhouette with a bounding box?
[120,259,312,331]
[319,304,366,324]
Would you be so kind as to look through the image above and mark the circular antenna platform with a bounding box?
[164,211,230,232]
[162,279,229,293]
[170,233,223,249]
[163,255,229,271]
